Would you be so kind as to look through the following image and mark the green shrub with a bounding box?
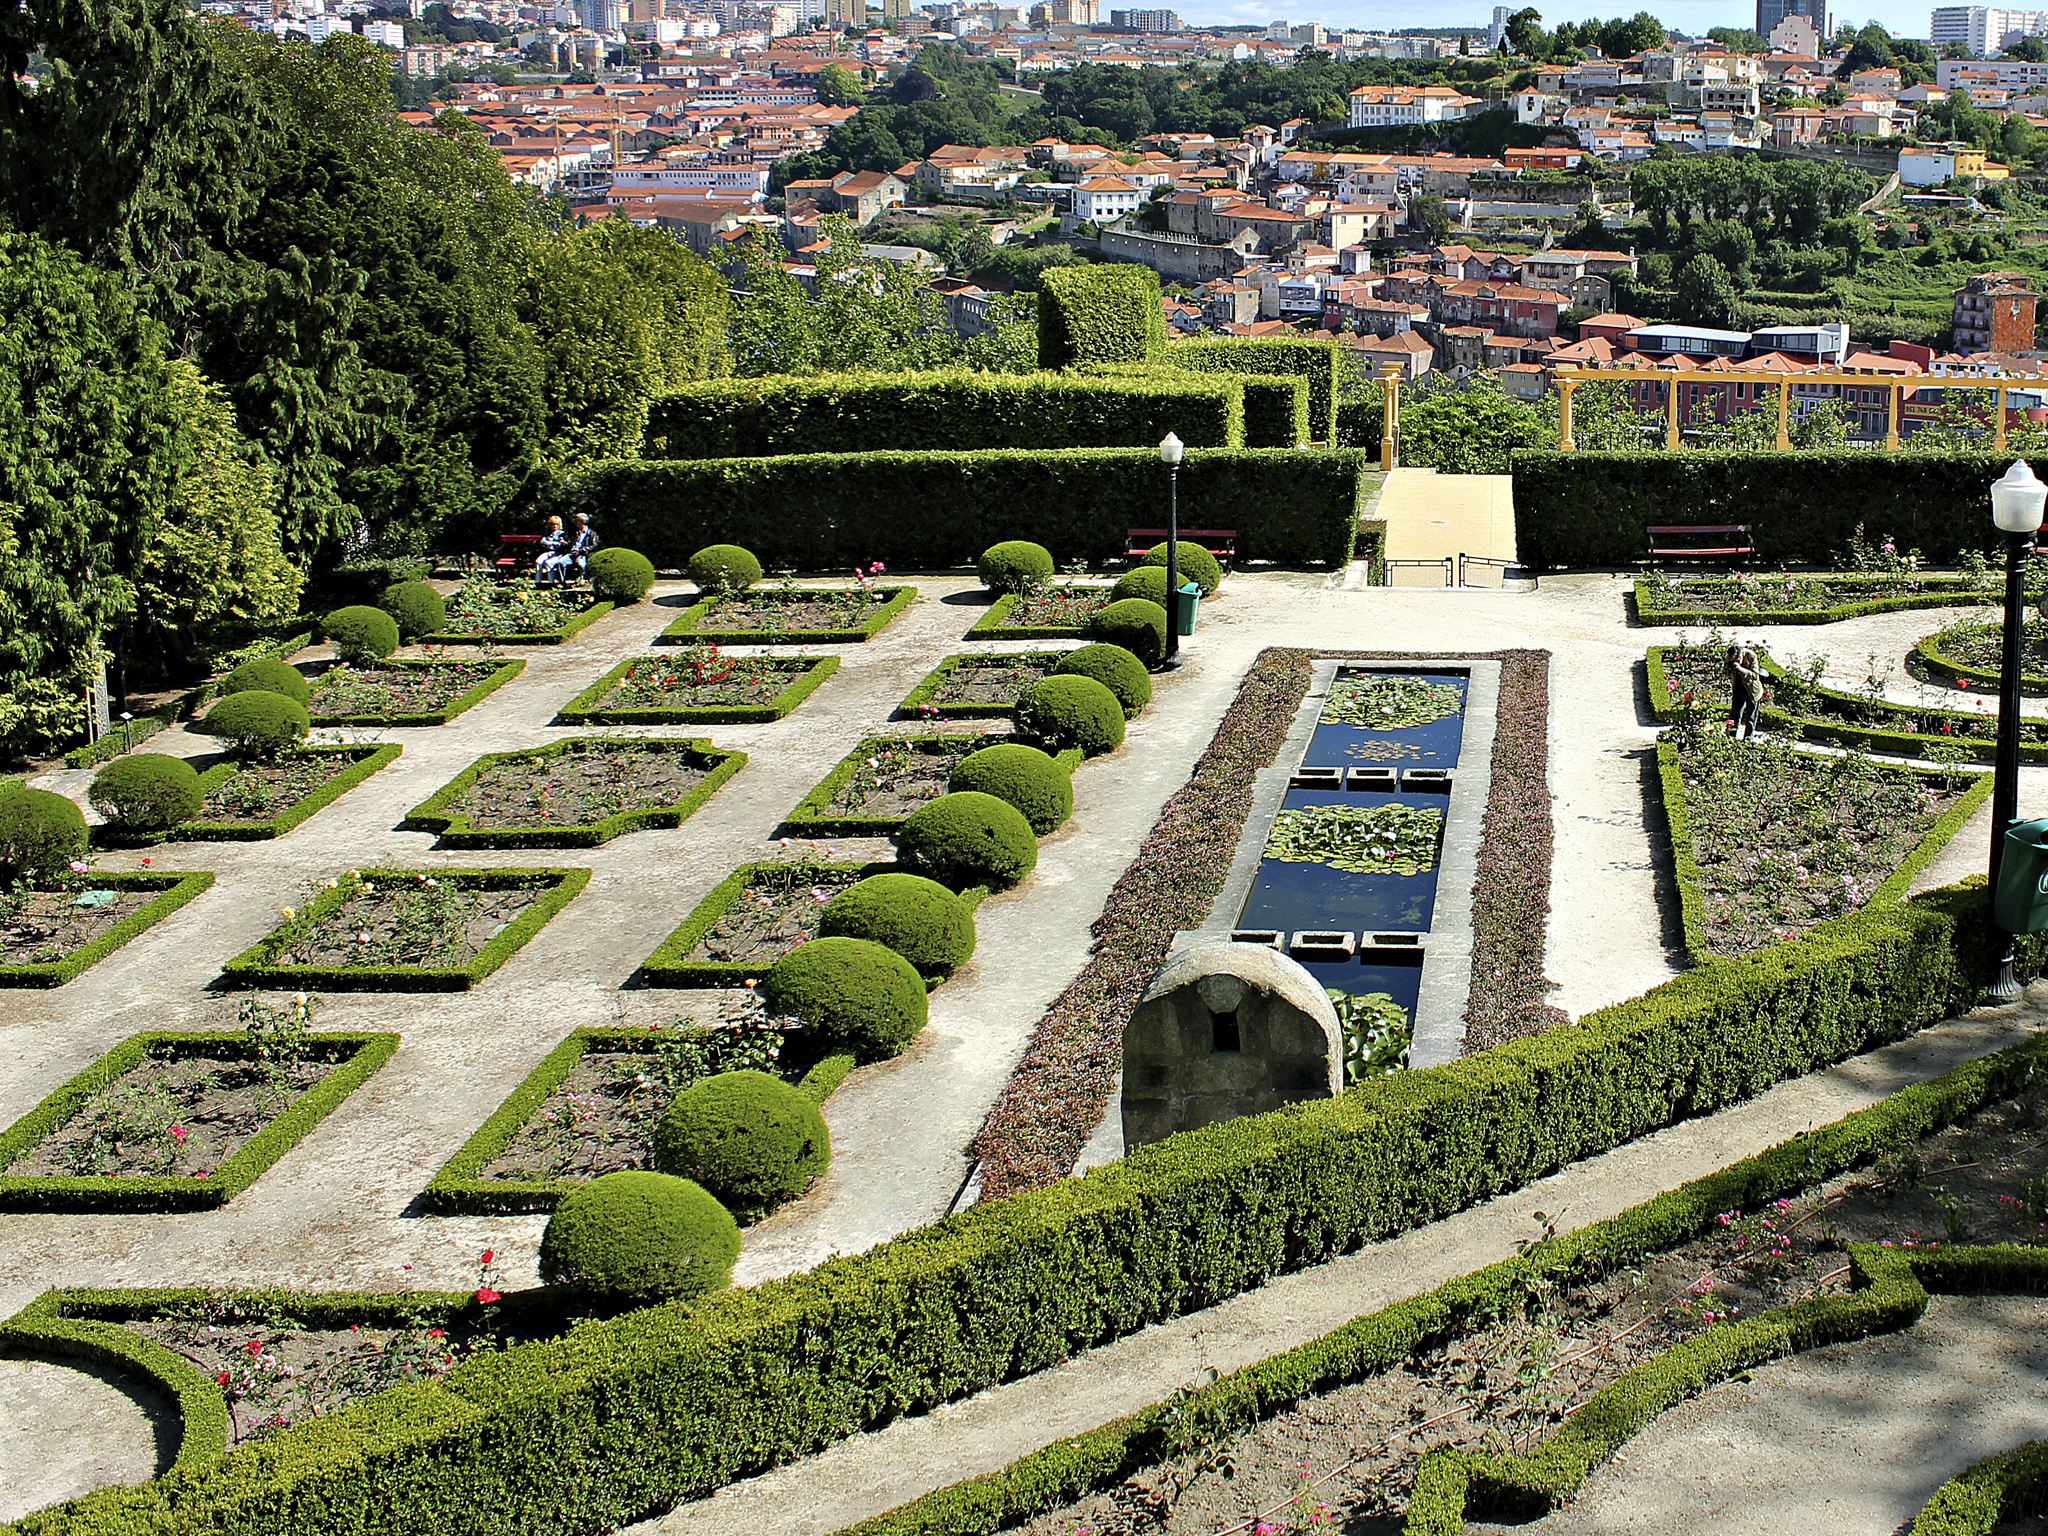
[1167,336,1344,445]
[1135,540,1224,596]
[761,936,929,1061]
[1038,265,1166,369]
[1237,375,1313,448]
[201,690,310,757]
[819,871,978,974]
[652,1070,831,1219]
[1013,674,1126,758]
[588,548,656,602]
[0,786,88,882]
[688,544,763,591]
[1110,565,1170,606]
[88,754,202,831]
[897,791,1039,889]
[1054,643,1152,718]
[378,581,447,641]
[322,605,401,663]
[949,742,1073,835]
[220,657,311,706]
[537,1170,739,1302]
[978,540,1055,595]
[1090,597,1168,666]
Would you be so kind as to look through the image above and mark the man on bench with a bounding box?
[538,514,598,587]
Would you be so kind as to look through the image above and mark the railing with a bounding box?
[1458,554,1529,588]
[1383,557,1454,588]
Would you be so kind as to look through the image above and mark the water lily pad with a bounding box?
[1322,675,1463,730]
[1262,802,1442,875]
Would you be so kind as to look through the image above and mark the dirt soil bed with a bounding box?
[683,867,862,970]
[1019,1090,2048,1536]
[1005,588,1110,629]
[1925,615,2048,678]
[307,663,502,717]
[0,888,157,967]
[832,741,978,819]
[198,755,354,823]
[598,653,811,711]
[279,876,539,969]
[451,744,708,830]
[692,588,893,633]
[1642,572,1985,615]
[928,657,1059,707]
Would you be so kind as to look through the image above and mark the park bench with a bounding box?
[1126,527,1238,572]
[1646,523,1755,563]
[492,533,543,577]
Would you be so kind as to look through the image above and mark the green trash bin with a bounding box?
[1173,582,1202,636]
[1993,817,2048,933]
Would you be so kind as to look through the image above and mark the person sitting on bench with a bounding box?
[533,515,572,587]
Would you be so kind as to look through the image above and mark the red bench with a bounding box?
[1647,524,1755,562]
[493,533,543,576]
[1126,527,1237,571]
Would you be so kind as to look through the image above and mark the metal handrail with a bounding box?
[1384,557,1453,588]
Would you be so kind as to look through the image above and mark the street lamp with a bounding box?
[1158,431,1184,671]
[1987,458,2046,1001]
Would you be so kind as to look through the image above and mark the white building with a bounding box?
[1930,6,2048,53]
[1936,53,2048,86]
[362,18,405,44]
[1346,85,1484,127]
[1071,175,1143,221]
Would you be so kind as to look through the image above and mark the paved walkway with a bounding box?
[1375,469,1517,579]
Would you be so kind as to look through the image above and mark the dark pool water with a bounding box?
[1237,788,1444,934]
[1289,954,1423,1017]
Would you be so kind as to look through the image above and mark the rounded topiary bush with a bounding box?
[1012,674,1126,758]
[1110,565,1171,607]
[89,754,201,831]
[977,540,1054,595]
[1135,540,1224,596]
[0,787,89,883]
[761,936,928,1061]
[1090,597,1168,666]
[688,544,763,592]
[896,790,1038,890]
[220,657,311,707]
[378,580,447,641]
[949,742,1072,835]
[588,547,656,603]
[818,872,976,975]
[322,605,401,663]
[652,1070,830,1219]
[202,690,310,757]
[1054,642,1152,719]
[538,1170,739,1302]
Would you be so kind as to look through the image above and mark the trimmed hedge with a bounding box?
[978,541,1055,595]
[142,745,403,844]
[1134,539,1223,597]
[423,597,615,646]
[818,873,977,976]
[0,786,89,880]
[538,1171,740,1303]
[560,449,1367,572]
[1910,1437,2048,1535]
[949,743,1073,835]
[1054,643,1151,719]
[1038,265,1165,369]
[1012,675,1126,758]
[657,585,917,646]
[688,544,763,591]
[653,1070,831,1219]
[89,754,202,831]
[587,548,656,603]
[221,867,590,992]
[1915,621,2048,692]
[967,586,1111,641]
[1089,598,1167,666]
[638,860,880,989]
[1634,574,1997,627]
[220,657,311,706]
[403,738,745,849]
[1109,565,1170,607]
[558,656,840,726]
[896,791,1039,890]
[646,371,1241,458]
[378,581,447,640]
[899,652,1075,720]
[784,735,998,837]
[1236,374,1313,449]
[199,690,309,756]
[0,1030,397,1211]
[761,936,929,1062]
[321,605,400,663]
[61,632,312,771]
[1513,450,2043,569]
[1167,336,1345,446]
[423,1027,857,1214]
[306,658,526,728]
[0,871,215,988]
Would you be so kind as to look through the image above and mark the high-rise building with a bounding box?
[362,18,405,44]
[1486,4,1510,47]
[1289,20,1324,44]
[1109,6,1177,26]
[1930,5,2048,51]
[1757,0,1825,47]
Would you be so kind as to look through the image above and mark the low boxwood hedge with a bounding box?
[221,867,591,992]
[1633,574,1997,627]
[784,735,999,837]
[95,745,403,846]
[0,1030,397,1211]
[404,739,745,849]
[966,586,1114,640]
[424,600,614,646]
[557,655,840,726]
[0,872,215,988]
[306,659,526,728]
[898,652,1075,720]
[637,860,881,988]
[1909,1435,2048,1536]
[657,585,916,646]
[1913,621,2048,692]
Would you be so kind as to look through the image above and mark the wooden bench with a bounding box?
[1126,527,1238,571]
[492,533,543,576]
[1646,524,1755,562]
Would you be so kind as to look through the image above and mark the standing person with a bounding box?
[1726,642,1763,740]
[534,515,569,586]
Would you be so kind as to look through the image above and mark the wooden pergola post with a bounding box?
[1378,363,1401,470]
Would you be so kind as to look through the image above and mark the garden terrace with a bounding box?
[639,861,876,987]
[1634,572,2001,626]
[558,653,839,725]
[0,873,214,988]
[783,734,1002,837]
[657,584,916,646]
[305,658,526,727]
[423,584,613,645]
[898,653,1072,719]
[965,586,1112,640]
[404,738,745,849]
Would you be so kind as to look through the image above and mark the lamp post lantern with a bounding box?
[1988,458,2046,1001]
[1158,431,1184,671]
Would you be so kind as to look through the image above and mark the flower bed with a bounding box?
[966,585,1114,640]
[1914,613,2048,692]
[404,738,745,849]
[112,745,404,844]
[557,651,839,725]
[422,1022,855,1214]
[638,860,875,987]
[782,735,994,837]
[1658,729,1988,963]
[0,1016,396,1211]
[306,659,525,727]
[898,652,1072,719]
[0,871,215,988]
[657,584,916,645]
[423,584,612,645]
[1634,571,1996,626]
[221,867,589,992]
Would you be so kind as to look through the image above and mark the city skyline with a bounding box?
[1161,0,1934,43]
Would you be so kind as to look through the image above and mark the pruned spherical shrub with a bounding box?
[1090,597,1168,666]
[977,540,1054,595]
[588,547,656,603]
[1135,540,1224,596]
[1110,565,1170,607]
[949,742,1072,835]
[220,657,310,707]
[89,754,201,831]
[761,936,928,1061]
[1054,642,1152,719]
[201,690,310,757]
[378,580,447,641]
[0,787,88,883]
[322,605,400,663]
[819,872,976,975]
[538,1170,739,1302]
[1012,674,1125,758]
[652,1070,830,1219]
[688,544,762,592]
[896,790,1038,890]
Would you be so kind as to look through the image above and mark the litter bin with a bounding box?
[1173,581,1202,637]
[1993,817,2048,933]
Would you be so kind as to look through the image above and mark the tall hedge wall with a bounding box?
[1511,449,2031,569]
[642,371,1244,459]
[1038,265,1166,369]
[1168,336,1345,446]
[1237,376,1312,449]
[560,448,1369,568]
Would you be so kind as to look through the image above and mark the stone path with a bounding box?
[1375,469,1517,575]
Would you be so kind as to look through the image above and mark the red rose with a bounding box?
[480,1249,494,1265]
[476,1287,501,1305]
